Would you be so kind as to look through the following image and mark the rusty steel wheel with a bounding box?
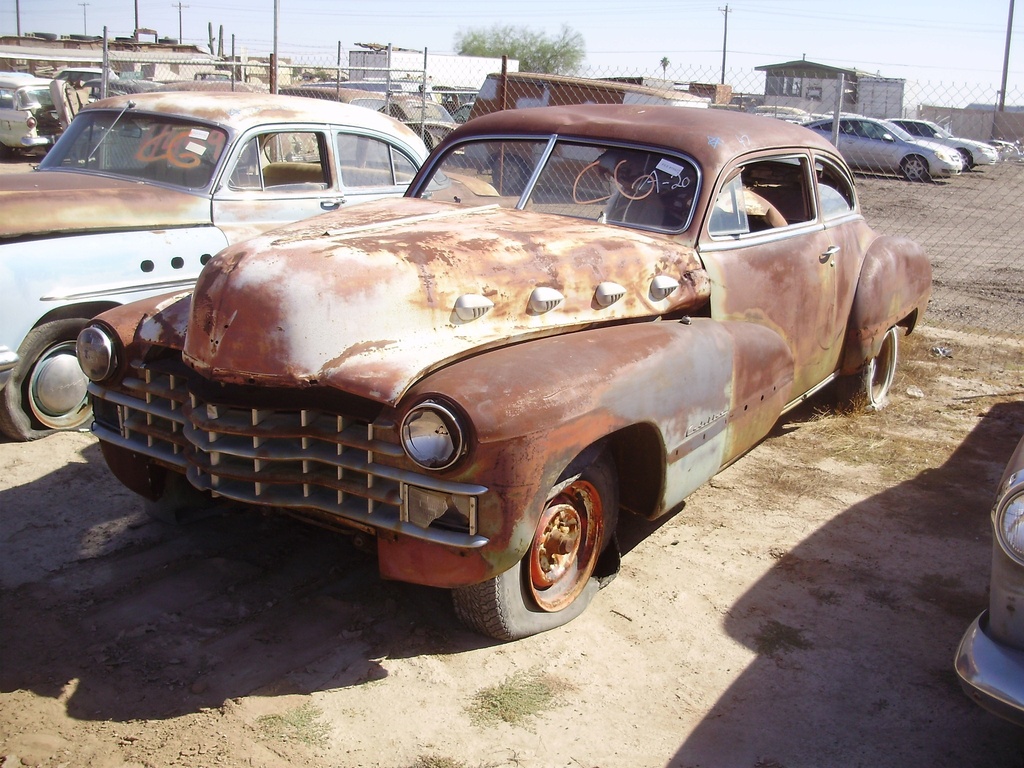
[452,448,619,641]
[527,478,605,612]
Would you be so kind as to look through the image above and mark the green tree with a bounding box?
[454,24,585,74]
[660,57,670,78]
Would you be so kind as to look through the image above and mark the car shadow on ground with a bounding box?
[663,399,1024,767]
[0,439,481,723]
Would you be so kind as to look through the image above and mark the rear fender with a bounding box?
[842,235,931,373]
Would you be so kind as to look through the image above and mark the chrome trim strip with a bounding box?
[782,372,838,415]
[42,277,197,302]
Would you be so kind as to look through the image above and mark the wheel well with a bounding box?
[899,307,920,334]
[35,301,120,329]
[605,422,665,520]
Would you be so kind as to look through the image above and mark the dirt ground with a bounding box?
[2,155,1024,768]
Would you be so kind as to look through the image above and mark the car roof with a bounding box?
[452,104,840,171]
[80,91,425,143]
[0,74,52,89]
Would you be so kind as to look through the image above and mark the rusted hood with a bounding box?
[183,198,710,405]
[0,171,210,239]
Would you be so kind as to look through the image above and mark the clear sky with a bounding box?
[6,0,1021,94]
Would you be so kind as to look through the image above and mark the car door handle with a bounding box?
[320,198,345,211]
[821,244,840,265]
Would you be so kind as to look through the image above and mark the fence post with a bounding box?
[830,73,844,147]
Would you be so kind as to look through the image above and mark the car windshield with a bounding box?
[928,123,954,139]
[38,109,229,189]
[415,137,700,233]
[881,121,916,142]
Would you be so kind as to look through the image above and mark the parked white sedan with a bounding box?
[0,91,428,440]
[804,116,962,181]
[889,118,999,169]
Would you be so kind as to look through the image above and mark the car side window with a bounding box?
[815,158,856,219]
[228,131,330,191]
[0,89,15,109]
[337,134,415,189]
[709,156,812,237]
[261,131,330,190]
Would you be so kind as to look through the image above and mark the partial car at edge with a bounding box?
[956,434,1024,725]
[0,91,428,441]
[0,72,63,156]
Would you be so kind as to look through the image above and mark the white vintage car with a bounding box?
[0,91,428,440]
[0,72,63,156]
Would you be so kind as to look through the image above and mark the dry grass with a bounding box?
[255,702,330,748]
[466,670,566,726]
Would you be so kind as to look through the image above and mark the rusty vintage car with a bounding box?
[0,91,428,441]
[957,433,1024,724]
[77,105,932,640]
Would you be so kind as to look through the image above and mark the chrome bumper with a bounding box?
[955,611,1024,726]
[0,345,19,392]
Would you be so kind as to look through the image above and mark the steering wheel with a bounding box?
[573,159,656,204]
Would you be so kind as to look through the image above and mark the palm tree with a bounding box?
[660,57,670,79]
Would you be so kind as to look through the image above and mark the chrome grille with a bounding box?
[90,358,488,547]
[183,399,405,520]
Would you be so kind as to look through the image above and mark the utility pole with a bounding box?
[79,2,90,35]
[719,4,731,85]
[172,2,189,42]
[998,0,1016,111]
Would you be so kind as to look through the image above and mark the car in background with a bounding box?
[54,67,119,85]
[957,434,1024,725]
[354,94,457,150]
[804,115,962,181]
[78,104,931,641]
[283,85,457,150]
[468,71,709,120]
[0,72,63,156]
[991,139,1024,162]
[82,77,167,102]
[0,91,428,441]
[451,101,474,123]
[889,118,999,169]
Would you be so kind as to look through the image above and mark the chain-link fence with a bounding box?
[14,39,1022,377]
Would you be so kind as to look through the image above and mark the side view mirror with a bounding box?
[882,133,895,143]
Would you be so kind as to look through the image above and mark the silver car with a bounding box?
[805,116,962,181]
[889,118,999,169]
[957,434,1024,724]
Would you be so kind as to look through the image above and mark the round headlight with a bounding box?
[995,485,1024,564]
[401,400,465,471]
[76,325,118,382]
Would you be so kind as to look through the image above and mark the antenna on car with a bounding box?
[87,100,136,163]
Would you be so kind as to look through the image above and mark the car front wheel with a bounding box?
[900,154,931,182]
[0,318,93,441]
[452,448,619,640]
